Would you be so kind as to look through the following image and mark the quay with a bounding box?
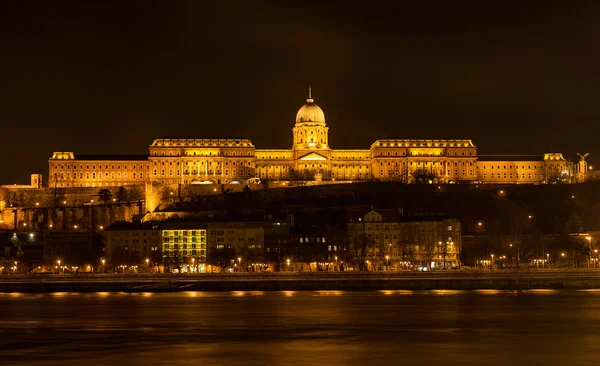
[2,270,600,292]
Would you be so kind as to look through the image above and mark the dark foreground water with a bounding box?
[1,290,600,366]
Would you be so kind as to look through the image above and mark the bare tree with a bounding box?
[505,202,534,268]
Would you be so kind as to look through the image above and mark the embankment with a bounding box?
[2,271,600,292]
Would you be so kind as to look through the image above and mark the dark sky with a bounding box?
[1,0,599,184]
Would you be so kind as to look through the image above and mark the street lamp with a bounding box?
[57,259,61,274]
[101,259,106,273]
[286,258,290,271]
[491,254,494,269]
[385,255,389,271]
[238,257,242,271]
[190,258,194,273]
[146,258,150,272]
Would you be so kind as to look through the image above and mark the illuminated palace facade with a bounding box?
[48,92,575,188]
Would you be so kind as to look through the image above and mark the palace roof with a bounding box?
[478,155,545,162]
[151,138,254,148]
[371,139,476,148]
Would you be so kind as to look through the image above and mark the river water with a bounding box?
[1,290,599,365]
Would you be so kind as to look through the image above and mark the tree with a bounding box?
[207,245,237,272]
[128,185,144,201]
[411,169,438,184]
[424,242,435,268]
[116,186,129,202]
[503,201,536,268]
[261,178,270,189]
[97,189,112,203]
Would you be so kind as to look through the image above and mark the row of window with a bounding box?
[163,243,207,250]
[380,169,473,176]
[378,151,474,157]
[154,169,250,177]
[153,151,254,157]
[54,164,148,170]
[483,173,538,180]
[56,172,144,180]
[481,165,539,170]
[153,160,253,167]
[299,237,327,243]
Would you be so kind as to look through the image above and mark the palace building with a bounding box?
[47,90,580,188]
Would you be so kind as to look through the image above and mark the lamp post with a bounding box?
[238,257,242,272]
[146,258,150,273]
[101,259,106,273]
[190,258,194,273]
[286,258,290,271]
[385,255,389,271]
[57,259,62,274]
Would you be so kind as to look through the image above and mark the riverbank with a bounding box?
[2,270,600,292]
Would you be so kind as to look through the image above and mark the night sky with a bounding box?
[1,0,599,184]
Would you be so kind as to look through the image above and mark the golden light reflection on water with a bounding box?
[52,292,68,297]
[429,290,463,295]
[577,289,600,294]
[524,289,558,295]
[473,289,504,295]
[314,291,343,296]
[229,291,266,297]
[379,290,415,296]
[282,291,295,297]
[142,292,154,297]
[96,292,110,297]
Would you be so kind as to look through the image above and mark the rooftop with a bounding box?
[49,153,148,161]
[478,155,545,162]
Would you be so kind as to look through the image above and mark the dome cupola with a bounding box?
[295,87,325,124]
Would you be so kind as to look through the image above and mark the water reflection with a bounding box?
[0,290,599,366]
[429,289,463,295]
[379,290,415,295]
[314,290,343,296]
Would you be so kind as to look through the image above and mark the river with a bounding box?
[1,290,599,365]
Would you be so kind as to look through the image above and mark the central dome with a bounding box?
[295,91,325,124]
